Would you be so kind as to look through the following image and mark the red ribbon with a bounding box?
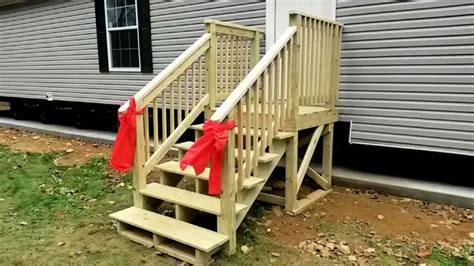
[110,97,143,172]
[179,120,236,195]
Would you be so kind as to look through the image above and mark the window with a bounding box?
[105,0,140,70]
[94,0,153,73]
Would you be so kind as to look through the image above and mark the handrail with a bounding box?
[205,19,265,35]
[118,33,211,112]
[289,10,344,27]
[210,26,297,122]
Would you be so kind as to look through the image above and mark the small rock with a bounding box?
[419,264,427,266]
[271,252,280,257]
[430,224,439,228]
[19,221,28,225]
[117,182,125,187]
[348,255,357,261]
[11,136,17,140]
[326,242,335,250]
[466,215,473,220]
[377,215,384,220]
[57,242,65,247]
[266,228,272,233]
[298,241,307,249]
[241,245,250,254]
[262,186,273,192]
[65,148,74,153]
[108,201,115,205]
[32,136,40,140]
[269,258,277,263]
[338,243,351,255]
[0,198,4,202]
[271,180,285,190]
[92,143,99,148]
[364,247,376,256]
[320,248,330,258]
[66,142,73,147]
[88,198,97,203]
[75,250,82,256]
[469,232,474,239]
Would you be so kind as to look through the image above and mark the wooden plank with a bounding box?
[237,100,244,191]
[242,176,265,189]
[133,114,147,208]
[322,123,334,188]
[153,98,159,149]
[156,241,197,265]
[205,22,217,111]
[296,126,323,191]
[116,222,154,248]
[289,13,301,121]
[307,165,331,191]
[257,192,285,206]
[205,19,265,34]
[189,123,294,139]
[143,94,209,174]
[289,10,344,27]
[290,189,333,215]
[285,135,298,211]
[110,207,229,252]
[140,183,247,215]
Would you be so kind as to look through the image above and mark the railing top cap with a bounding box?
[204,19,265,34]
[289,10,344,27]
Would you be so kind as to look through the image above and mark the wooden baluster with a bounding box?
[170,83,175,132]
[192,62,196,108]
[261,69,268,154]
[274,53,282,134]
[316,20,322,104]
[245,92,251,179]
[143,107,150,160]
[237,101,244,190]
[310,18,316,105]
[218,35,223,97]
[267,61,274,145]
[253,80,260,171]
[318,22,326,104]
[281,45,288,125]
[161,90,167,141]
[226,35,231,95]
[230,36,236,93]
[185,69,190,116]
[302,17,308,105]
[306,17,313,105]
[243,38,249,76]
[286,38,293,118]
[199,57,203,100]
[153,98,159,150]
[177,75,182,124]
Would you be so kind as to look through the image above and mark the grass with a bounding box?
[0,144,470,265]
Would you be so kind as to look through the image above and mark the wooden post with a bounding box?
[285,135,298,212]
[205,21,217,115]
[289,13,302,121]
[322,123,334,187]
[250,31,261,68]
[218,112,237,255]
[133,114,148,209]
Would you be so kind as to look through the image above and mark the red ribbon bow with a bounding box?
[180,120,236,195]
[110,97,143,172]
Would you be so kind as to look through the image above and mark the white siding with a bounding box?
[337,0,474,156]
[0,0,266,105]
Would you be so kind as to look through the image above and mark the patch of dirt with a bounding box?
[265,187,473,246]
[0,127,112,166]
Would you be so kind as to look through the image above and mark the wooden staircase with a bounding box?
[109,12,343,265]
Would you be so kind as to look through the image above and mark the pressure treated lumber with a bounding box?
[110,207,229,252]
[140,183,247,215]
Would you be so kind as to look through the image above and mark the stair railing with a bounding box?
[210,11,343,191]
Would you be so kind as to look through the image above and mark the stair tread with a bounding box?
[174,141,280,163]
[140,183,248,215]
[110,206,228,252]
[190,124,294,139]
[156,161,264,189]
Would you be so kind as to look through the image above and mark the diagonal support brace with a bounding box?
[296,126,323,191]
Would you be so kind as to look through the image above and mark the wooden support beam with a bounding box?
[296,126,323,191]
[257,193,285,206]
[322,123,334,187]
[288,189,333,215]
[133,114,148,209]
[285,135,298,212]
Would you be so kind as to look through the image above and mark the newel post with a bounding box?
[205,21,217,115]
[133,113,148,209]
[250,31,261,68]
[289,13,302,121]
[218,111,237,254]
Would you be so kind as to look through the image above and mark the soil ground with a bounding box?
[0,127,472,265]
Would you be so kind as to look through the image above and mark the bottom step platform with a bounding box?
[110,207,228,264]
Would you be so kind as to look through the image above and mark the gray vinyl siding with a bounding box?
[0,0,265,105]
[336,0,474,156]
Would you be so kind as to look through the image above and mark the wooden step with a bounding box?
[156,161,264,189]
[140,183,248,215]
[109,206,228,252]
[190,124,294,139]
[174,141,280,163]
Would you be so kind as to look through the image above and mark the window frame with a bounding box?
[103,0,141,72]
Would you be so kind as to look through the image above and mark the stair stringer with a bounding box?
[235,138,287,228]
